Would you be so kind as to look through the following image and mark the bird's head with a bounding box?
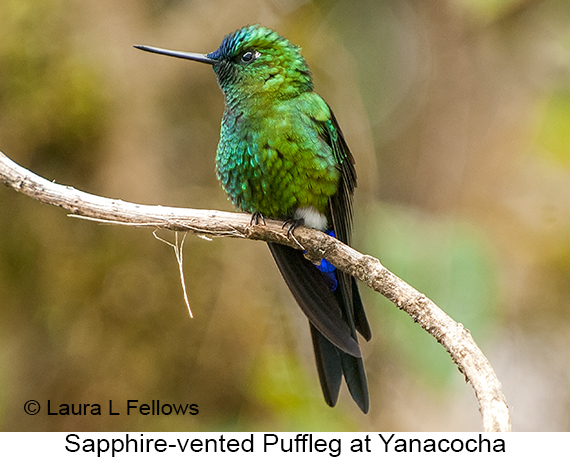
[136,25,313,108]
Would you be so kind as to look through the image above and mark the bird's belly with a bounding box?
[215,141,338,220]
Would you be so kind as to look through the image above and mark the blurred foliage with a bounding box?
[536,90,570,168]
[0,0,108,182]
[1,0,570,432]
[359,204,499,388]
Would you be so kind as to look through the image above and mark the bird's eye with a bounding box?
[241,50,260,63]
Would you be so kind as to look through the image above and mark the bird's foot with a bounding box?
[282,218,304,237]
[249,212,266,226]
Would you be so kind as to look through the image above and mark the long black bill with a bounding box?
[134,45,217,65]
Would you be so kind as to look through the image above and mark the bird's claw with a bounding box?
[250,212,266,226]
[282,218,303,237]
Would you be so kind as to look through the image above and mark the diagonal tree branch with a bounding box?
[0,150,511,431]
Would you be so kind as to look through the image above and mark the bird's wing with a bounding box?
[317,107,371,341]
[319,110,357,245]
[300,104,371,412]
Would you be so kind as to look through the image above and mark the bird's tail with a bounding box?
[268,242,370,413]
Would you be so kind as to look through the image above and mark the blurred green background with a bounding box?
[1,0,569,431]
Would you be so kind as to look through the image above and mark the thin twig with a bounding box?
[153,230,192,318]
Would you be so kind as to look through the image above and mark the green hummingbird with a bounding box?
[135,24,371,413]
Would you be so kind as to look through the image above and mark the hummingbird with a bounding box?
[135,24,371,413]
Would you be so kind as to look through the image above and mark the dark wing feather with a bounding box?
[322,109,357,245]
[352,278,371,341]
[319,107,371,341]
